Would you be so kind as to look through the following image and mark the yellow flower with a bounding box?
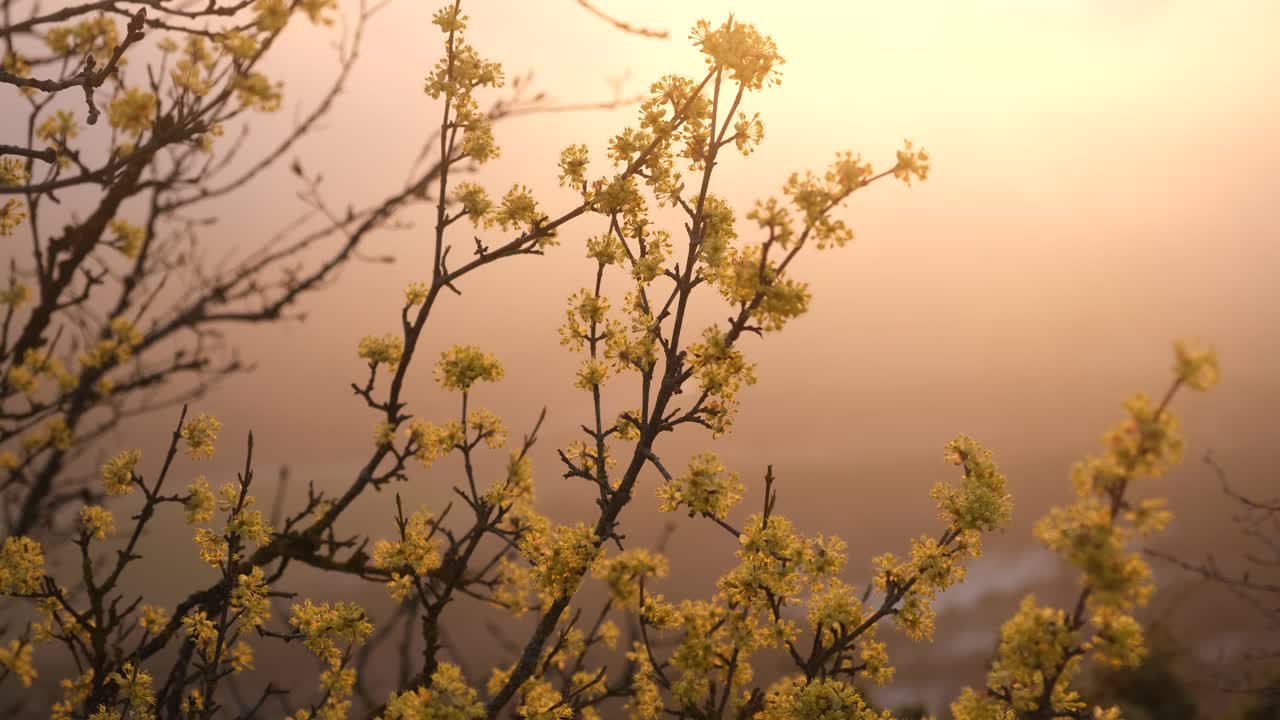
[182,610,219,658]
[932,434,1013,532]
[452,182,492,225]
[520,523,602,601]
[0,536,45,593]
[298,0,336,25]
[139,604,170,634]
[106,663,155,717]
[107,218,142,256]
[107,88,157,136]
[44,16,119,61]
[229,641,255,673]
[406,419,463,466]
[181,414,221,459]
[193,528,228,568]
[0,640,36,687]
[760,677,879,720]
[558,144,590,191]
[358,334,404,369]
[1173,339,1220,391]
[233,72,283,112]
[36,110,79,149]
[382,663,483,720]
[404,282,430,307]
[372,506,443,580]
[0,199,26,237]
[690,17,784,91]
[231,566,271,629]
[0,158,29,187]
[254,0,290,32]
[80,505,116,540]
[893,139,931,185]
[656,452,742,521]
[434,345,503,391]
[185,475,215,523]
[289,600,373,668]
[102,449,141,496]
[218,31,258,60]
[492,185,542,233]
[594,549,668,608]
[0,278,31,307]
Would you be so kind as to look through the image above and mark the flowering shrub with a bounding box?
[0,2,1220,719]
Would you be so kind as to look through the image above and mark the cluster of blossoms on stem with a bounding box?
[951,340,1220,719]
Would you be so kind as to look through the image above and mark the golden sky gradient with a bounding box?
[40,0,1278,711]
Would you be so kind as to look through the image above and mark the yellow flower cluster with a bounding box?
[520,523,602,601]
[406,418,461,468]
[81,316,144,369]
[405,282,430,307]
[36,110,79,165]
[254,0,290,32]
[231,566,272,629]
[453,183,493,225]
[656,452,743,521]
[893,140,931,186]
[422,6,504,168]
[5,349,67,397]
[686,328,757,435]
[107,219,145,259]
[434,345,503,391]
[138,604,169,635]
[193,528,228,568]
[184,476,215,523]
[0,158,28,187]
[715,244,811,332]
[52,669,95,720]
[594,549,668,609]
[288,600,373,669]
[492,185,545,236]
[517,679,573,720]
[0,277,30,308]
[779,152,874,250]
[1172,339,1220,391]
[299,0,337,25]
[953,343,1219,719]
[558,144,590,192]
[218,31,258,60]
[44,15,119,62]
[372,506,443,601]
[101,449,141,496]
[690,17,784,91]
[107,88,157,136]
[182,610,219,658]
[483,452,535,509]
[233,72,284,112]
[21,417,74,453]
[106,663,155,720]
[0,199,25,237]
[180,413,222,459]
[0,639,36,687]
[220,481,272,547]
[933,434,1014,532]
[625,643,664,719]
[0,160,28,235]
[759,677,890,720]
[358,334,405,369]
[79,505,116,540]
[380,663,483,720]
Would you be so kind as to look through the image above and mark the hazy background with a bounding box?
[19,0,1280,714]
